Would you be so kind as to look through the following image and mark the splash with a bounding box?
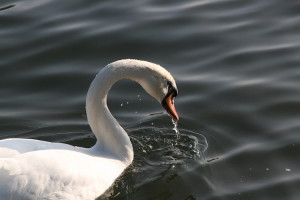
[172,118,179,135]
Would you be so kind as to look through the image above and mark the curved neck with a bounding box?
[86,61,148,164]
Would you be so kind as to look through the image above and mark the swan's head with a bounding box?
[136,62,179,121]
[102,59,179,121]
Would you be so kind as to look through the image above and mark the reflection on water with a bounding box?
[1,0,300,199]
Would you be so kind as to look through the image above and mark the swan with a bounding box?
[0,59,179,200]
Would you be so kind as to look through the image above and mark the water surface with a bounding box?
[1,0,300,199]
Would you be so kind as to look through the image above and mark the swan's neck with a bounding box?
[86,62,148,164]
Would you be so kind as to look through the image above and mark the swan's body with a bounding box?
[0,59,178,200]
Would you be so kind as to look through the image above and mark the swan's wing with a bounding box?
[0,154,92,200]
[0,149,126,200]
[0,158,29,200]
[0,147,20,158]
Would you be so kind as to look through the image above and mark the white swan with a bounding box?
[0,59,179,200]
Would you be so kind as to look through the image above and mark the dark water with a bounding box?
[1,0,300,199]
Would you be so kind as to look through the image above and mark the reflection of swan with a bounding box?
[0,59,179,200]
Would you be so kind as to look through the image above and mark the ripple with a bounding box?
[130,126,207,165]
[201,137,300,199]
[99,125,208,199]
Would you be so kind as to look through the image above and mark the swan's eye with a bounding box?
[166,81,178,97]
[166,81,173,92]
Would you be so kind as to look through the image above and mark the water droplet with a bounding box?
[172,118,179,135]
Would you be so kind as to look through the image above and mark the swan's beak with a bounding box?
[162,92,179,121]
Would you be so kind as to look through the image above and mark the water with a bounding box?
[1,0,300,199]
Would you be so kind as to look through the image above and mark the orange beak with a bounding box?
[162,92,179,121]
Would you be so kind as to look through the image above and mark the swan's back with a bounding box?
[0,139,126,200]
